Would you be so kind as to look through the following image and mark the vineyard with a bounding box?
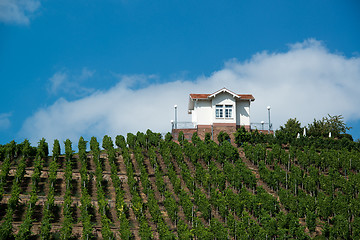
[0,128,360,239]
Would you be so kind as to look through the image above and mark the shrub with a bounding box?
[217,131,230,144]
[234,126,251,146]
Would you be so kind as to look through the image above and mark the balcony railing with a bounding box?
[171,121,271,131]
[172,121,196,130]
[250,122,271,131]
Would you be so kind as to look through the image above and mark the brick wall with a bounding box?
[237,125,251,131]
[197,125,212,141]
[213,123,237,144]
[198,123,240,144]
[171,128,197,141]
[172,124,256,144]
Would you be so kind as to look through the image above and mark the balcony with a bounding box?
[171,121,197,140]
[171,121,196,130]
[250,122,273,133]
[171,121,272,131]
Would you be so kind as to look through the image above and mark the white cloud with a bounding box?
[0,113,11,130]
[20,39,360,145]
[48,71,68,94]
[78,67,95,81]
[47,68,95,97]
[0,0,41,25]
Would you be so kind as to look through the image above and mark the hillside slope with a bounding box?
[0,132,359,239]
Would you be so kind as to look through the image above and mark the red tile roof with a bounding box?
[236,94,255,100]
[190,93,255,100]
[189,94,210,99]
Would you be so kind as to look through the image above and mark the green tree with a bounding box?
[165,132,173,142]
[0,209,14,239]
[205,132,212,143]
[234,126,251,146]
[37,138,49,158]
[217,131,230,144]
[308,114,350,138]
[191,132,201,145]
[178,131,185,145]
[52,139,60,158]
[177,220,192,240]
[21,139,32,158]
[126,133,137,149]
[210,218,228,240]
[275,118,302,144]
[6,140,16,160]
[306,210,317,233]
[102,135,113,150]
[115,135,126,149]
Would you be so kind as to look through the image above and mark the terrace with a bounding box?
[171,121,273,140]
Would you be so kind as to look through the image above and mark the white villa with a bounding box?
[173,88,255,141]
[188,87,255,128]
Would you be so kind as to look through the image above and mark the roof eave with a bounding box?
[188,96,195,111]
[208,87,240,99]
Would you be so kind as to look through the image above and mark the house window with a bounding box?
[225,105,233,118]
[216,105,233,119]
[216,105,223,118]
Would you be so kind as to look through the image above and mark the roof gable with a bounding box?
[188,88,255,111]
[189,88,255,101]
[208,88,239,99]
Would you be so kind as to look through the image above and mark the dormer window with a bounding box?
[216,105,233,119]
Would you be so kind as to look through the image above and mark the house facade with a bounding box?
[173,88,255,142]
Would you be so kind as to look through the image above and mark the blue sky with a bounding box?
[0,0,360,146]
